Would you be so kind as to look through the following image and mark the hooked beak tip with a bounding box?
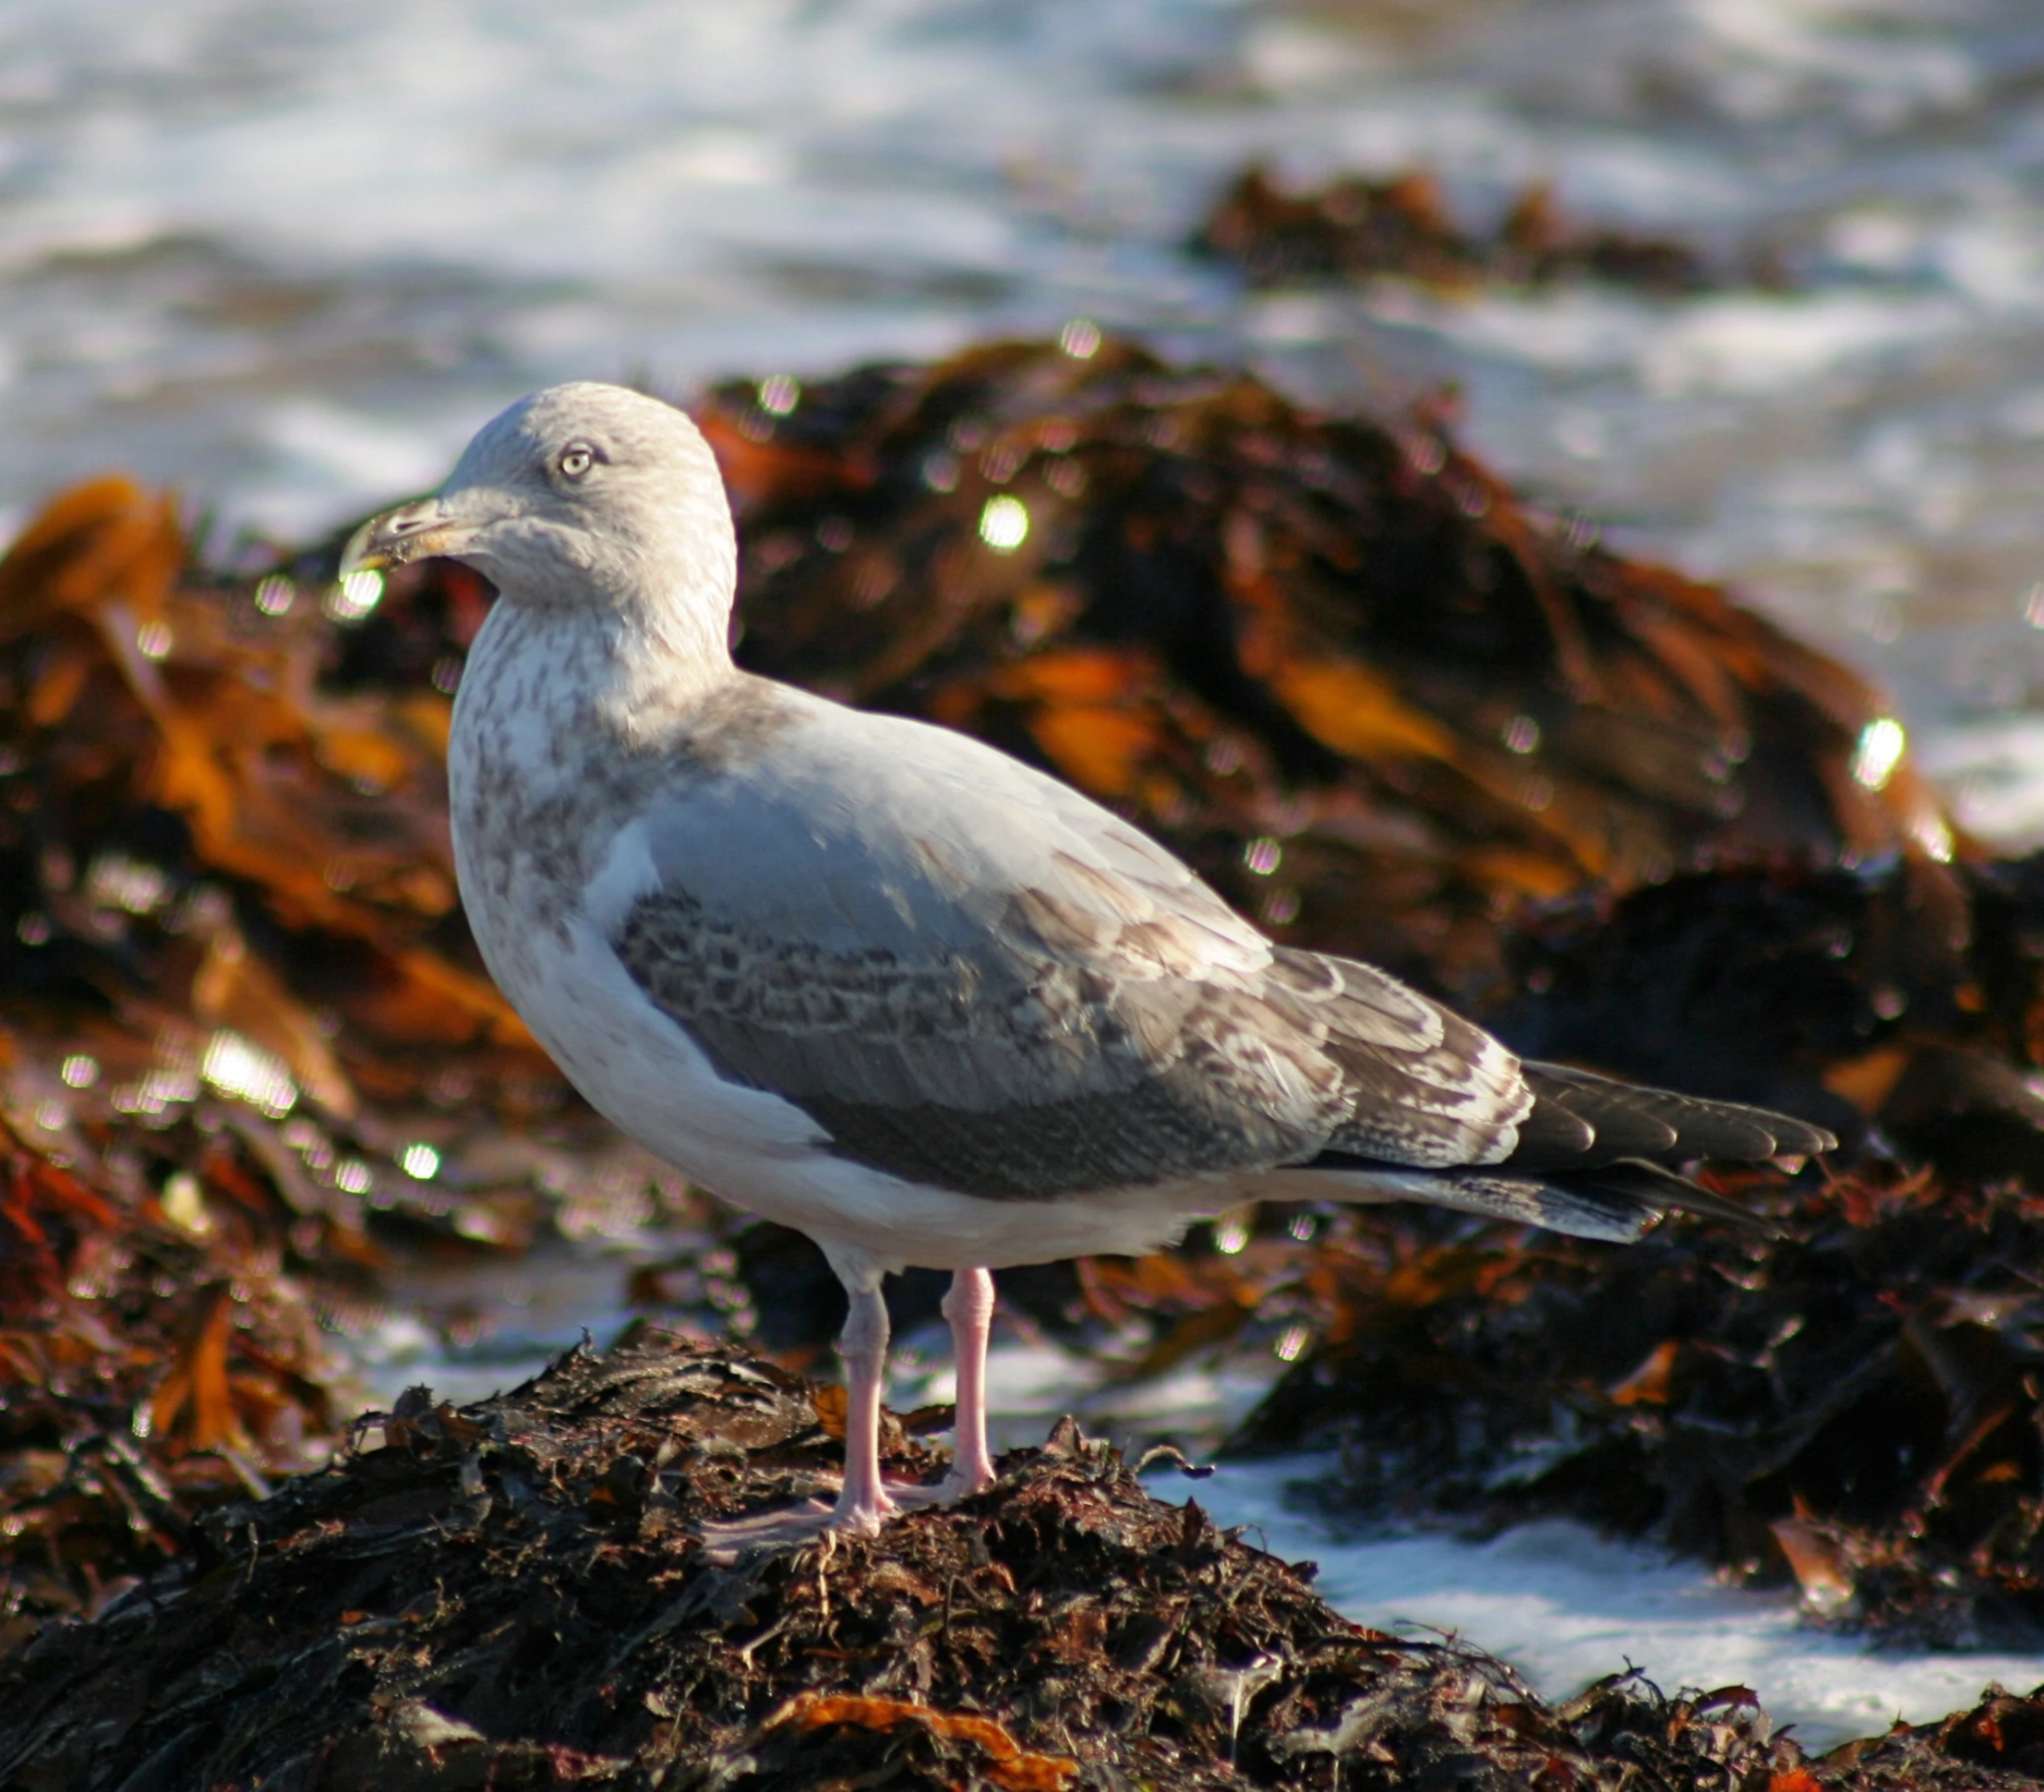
[338,516,393,577]
[341,499,475,576]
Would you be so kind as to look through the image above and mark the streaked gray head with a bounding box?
[349,382,738,633]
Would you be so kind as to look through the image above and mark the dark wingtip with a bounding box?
[1519,1061,1840,1170]
[1769,1119,1840,1158]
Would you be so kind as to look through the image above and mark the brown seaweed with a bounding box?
[0,1095,336,1653]
[1192,165,1786,296]
[1229,1159,2044,1650]
[3,1327,2028,1791]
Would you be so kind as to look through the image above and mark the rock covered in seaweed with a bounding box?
[1189,164,1790,296]
[3,1325,2025,1792]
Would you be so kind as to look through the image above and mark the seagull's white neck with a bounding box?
[453,452,744,736]
[596,597,742,749]
[460,577,744,774]
[491,555,740,711]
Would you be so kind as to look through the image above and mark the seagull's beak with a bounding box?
[340,495,485,576]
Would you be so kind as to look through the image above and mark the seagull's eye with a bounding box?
[557,444,595,480]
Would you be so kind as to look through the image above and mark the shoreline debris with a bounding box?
[6,1328,2038,1791]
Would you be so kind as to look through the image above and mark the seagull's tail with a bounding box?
[1301,1061,1837,1245]
[1298,1159,1747,1244]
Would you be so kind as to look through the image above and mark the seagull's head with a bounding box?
[344,382,739,629]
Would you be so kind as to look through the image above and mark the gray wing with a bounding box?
[599,696,1531,1200]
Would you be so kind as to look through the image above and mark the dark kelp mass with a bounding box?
[701,337,1957,1003]
[3,1328,2038,1792]
[1229,1163,2044,1650]
[6,338,2044,1768]
[1191,165,1789,296]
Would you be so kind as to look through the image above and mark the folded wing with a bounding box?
[601,695,1832,1227]
[602,701,1530,1200]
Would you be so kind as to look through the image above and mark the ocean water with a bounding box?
[13,0,2044,1730]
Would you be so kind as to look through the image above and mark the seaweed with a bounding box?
[1192,165,1788,296]
[3,1327,2020,1791]
[1230,1162,2044,1649]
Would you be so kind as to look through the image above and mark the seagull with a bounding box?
[346,382,1836,1556]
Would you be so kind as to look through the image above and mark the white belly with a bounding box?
[480,900,1224,1278]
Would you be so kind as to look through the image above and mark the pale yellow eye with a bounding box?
[558,446,593,479]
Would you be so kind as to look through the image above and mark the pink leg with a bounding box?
[697,1263,996,1561]
[893,1264,997,1507]
[940,1266,997,1496]
[699,1274,901,1561]
[828,1276,897,1533]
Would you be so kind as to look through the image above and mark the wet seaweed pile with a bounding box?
[1821,1685,2044,1790]
[1192,166,1787,295]
[0,1098,335,1654]
[3,1326,2031,1792]
[1495,853,2044,1169]
[1230,1160,2044,1651]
